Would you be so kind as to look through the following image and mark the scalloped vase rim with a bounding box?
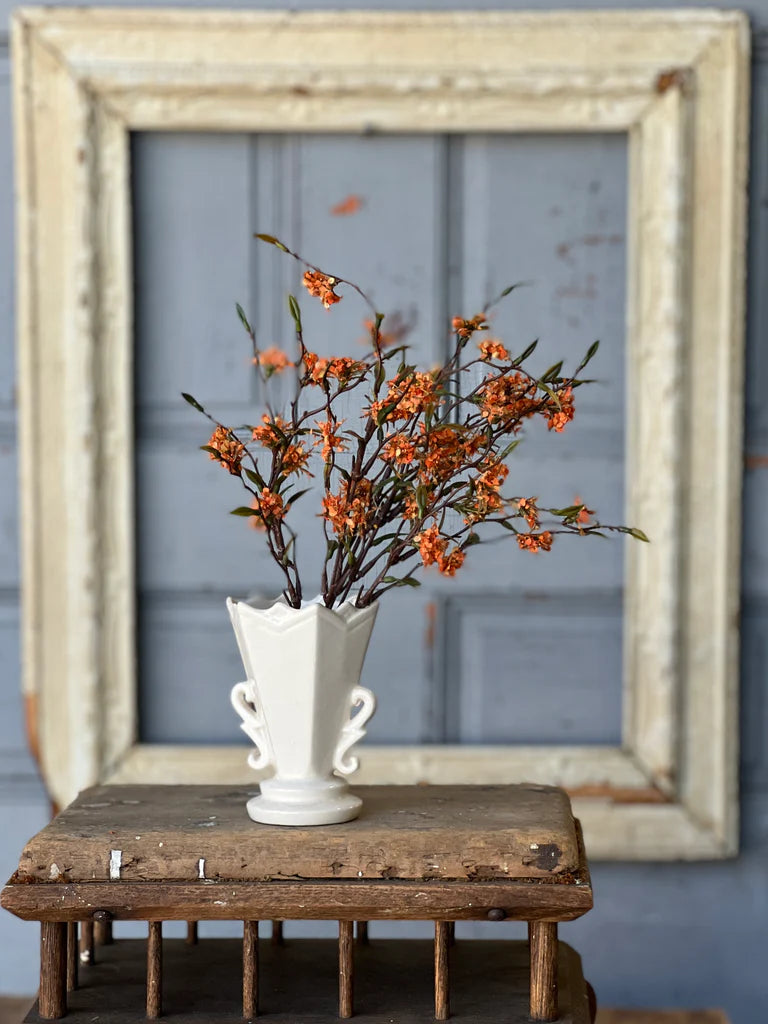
[226,594,379,634]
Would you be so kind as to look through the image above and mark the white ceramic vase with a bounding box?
[227,595,378,826]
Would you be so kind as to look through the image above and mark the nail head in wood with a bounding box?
[338,920,354,1019]
[66,922,78,992]
[146,921,163,1019]
[529,920,558,1021]
[39,921,67,1019]
[243,920,259,1018]
[487,908,506,921]
[434,921,450,1020]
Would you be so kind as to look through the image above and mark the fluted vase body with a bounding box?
[228,595,378,825]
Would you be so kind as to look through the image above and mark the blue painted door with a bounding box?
[132,129,627,748]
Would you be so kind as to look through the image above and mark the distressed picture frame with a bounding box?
[12,8,749,857]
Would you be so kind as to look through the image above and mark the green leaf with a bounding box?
[182,392,205,412]
[254,233,288,251]
[382,576,421,588]
[415,484,428,516]
[288,294,302,328]
[284,487,311,505]
[244,467,266,489]
[574,340,600,375]
[512,340,538,367]
[230,506,258,517]
[550,505,584,518]
[235,303,252,335]
[200,445,219,456]
[499,439,521,460]
[541,360,564,383]
[463,532,481,547]
[619,526,650,542]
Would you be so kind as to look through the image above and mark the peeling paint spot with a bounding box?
[198,858,206,880]
[655,68,690,94]
[213,900,227,906]
[49,863,60,880]
[109,850,122,880]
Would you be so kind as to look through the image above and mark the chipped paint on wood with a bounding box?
[109,850,122,880]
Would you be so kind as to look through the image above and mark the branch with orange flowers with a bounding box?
[183,235,647,609]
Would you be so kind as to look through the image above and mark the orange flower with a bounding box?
[255,346,294,375]
[517,531,553,553]
[370,372,439,423]
[403,493,421,520]
[207,425,245,475]
[437,547,465,577]
[420,425,466,482]
[314,419,348,461]
[547,386,575,433]
[304,353,364,386]
[251,487,285,528]
[479,373,538,426]
[281,443,312,477]
[417,524,447,567]
[477,460,509,494]
[478,339,509,361]
[573,495,593,525]
[322,479,373,535]
[303,269,341,309]
[517,497,539,530]
[381,434,417,465]
[452,313,487,340]
[252,414,290,448]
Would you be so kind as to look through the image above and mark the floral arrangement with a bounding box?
[184,235,646,609]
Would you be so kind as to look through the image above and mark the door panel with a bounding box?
[133,130,627,746]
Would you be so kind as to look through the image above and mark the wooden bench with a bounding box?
[1,783,596,1022]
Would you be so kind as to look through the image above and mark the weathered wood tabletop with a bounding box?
[15,783,582,882]
[2,784,594,1023]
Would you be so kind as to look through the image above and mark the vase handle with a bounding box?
[333,686,377,776]
[230,681,273,772]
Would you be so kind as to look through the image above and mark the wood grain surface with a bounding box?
[15,784,580,883]
[1,876,592,924]
[21,938,593,1023]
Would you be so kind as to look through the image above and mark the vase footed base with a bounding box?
[247,777,362,826]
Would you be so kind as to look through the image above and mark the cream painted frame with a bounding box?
[12,9,749,858]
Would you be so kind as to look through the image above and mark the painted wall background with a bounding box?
[0,1,766,1019]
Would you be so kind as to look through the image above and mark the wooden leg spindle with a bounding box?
[529,921,558,1022]
[146,921,163,1020]
[434,921,450,1020]
[39,921,67,1020]
[79,921,94,966]
[338,921,354,1019]
[243,921,259,1019]
[355,921,369,946]
[271,920,283,946]
[186,921,198,946]
[94,916,113,945]
[66,922,78,992]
